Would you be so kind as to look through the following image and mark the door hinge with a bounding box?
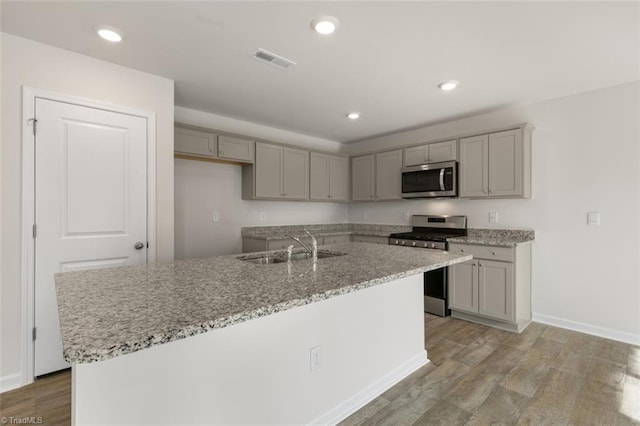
[32,224,37,238]
[28,118,38,136]
[32,327,36,341]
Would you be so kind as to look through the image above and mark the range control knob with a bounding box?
[400,240,406,245]
[394,240,399,245]
[429,243,436,249]
[411,241,417,247]
[423,242,428,248]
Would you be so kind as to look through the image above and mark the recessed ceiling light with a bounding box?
[311,16,339,35]
[95,26,123,42]
[438,80,459,91]
[346,112,360,120]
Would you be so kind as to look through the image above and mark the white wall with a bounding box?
[174,108,348,259]
[347,82,640,344]
[0,33,175,388]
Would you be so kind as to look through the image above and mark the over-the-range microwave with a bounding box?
[401,161,458,199]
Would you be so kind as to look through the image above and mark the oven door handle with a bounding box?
[439,168,445,191]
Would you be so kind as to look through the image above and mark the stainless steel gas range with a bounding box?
[389,215,468,316]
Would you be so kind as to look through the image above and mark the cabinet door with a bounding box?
[375,150,403,200]
[351,155,375,201]
[459,135,489,197]
[283,147,309,199]
[255,143,283,198]
[310,152,330,200]
[403,145,429,166]
[328,156,348,201]
[448,260,478,313]
[488,129,522,197]
[428,139,457,162]
[478,260,514,322]
[218,135,255,162]
[175,127,217,157]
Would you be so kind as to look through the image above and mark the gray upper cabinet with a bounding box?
[459,134,489,197]
[375,150,403,200]
[251,142,309,200]
[175,127,217,157]
[459,126,532,199]
[283,147,309,199]
[218,135,255,163]
[351,155,375,201]
[352,150,403,201]
[255,143,284,198]
[403,139,457,166]
[310,153,348,201]
[175,125,255,163]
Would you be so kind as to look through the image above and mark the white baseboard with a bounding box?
[0,372,23,393]
[533,312,640,346]
[309,350,429,426]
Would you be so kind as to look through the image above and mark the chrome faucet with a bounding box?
[285,229,318,261]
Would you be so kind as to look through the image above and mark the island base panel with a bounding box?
[72,274,426,425]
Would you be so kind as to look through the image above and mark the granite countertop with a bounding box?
[447,229,535,247]
[55,242,471,364]
[241,223,411,239]
[242,223,535,247]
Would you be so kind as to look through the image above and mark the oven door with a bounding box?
[401,161,457,198]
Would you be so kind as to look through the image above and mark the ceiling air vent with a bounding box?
[252,48,296,70]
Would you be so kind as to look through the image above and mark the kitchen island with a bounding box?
[56,242,471,425]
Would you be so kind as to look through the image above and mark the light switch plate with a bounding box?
[259,212,266,222]
[587,212,601,225]
[212,211,220,222]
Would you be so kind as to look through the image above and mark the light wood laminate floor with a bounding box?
[341,314,640,426]
[1,315,638,425]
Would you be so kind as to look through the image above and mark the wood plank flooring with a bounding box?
[1,315,638,425]
[341,314,640,426]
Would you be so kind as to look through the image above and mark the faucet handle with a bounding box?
[303,229,317,244]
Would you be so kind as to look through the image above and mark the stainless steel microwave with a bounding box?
[401,161,457,199]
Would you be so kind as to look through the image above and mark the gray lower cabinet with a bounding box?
[448,242,531,333]
[245,142,309,200]
[310,152,348,201]
[351,235,389,245]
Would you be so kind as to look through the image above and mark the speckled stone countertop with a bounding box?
[448,228,535,247]
[241,223,411,239]
[55,243,471,364]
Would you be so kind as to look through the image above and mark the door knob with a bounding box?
[134,241,145,250]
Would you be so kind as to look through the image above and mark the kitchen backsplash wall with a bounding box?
[174,159,348,258]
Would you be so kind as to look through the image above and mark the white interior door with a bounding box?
[34,98,148,376]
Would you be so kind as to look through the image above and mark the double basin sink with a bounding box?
[239,250,344,265]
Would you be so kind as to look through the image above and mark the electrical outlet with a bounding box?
[404,212,410,221]
[489,211,499,224]
[310,345,321,372]
[212,211,220,222]
[259,212,266,222]
[587,212,601,225]
[363,212,368,220]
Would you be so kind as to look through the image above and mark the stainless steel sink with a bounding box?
[241,256,286,265]
[287,252,343,261]
[239,250,345,264]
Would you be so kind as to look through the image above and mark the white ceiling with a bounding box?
[2,1,638,143]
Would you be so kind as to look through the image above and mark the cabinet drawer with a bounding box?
[448,243,514,262]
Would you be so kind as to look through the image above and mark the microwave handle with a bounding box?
[439,168,445,191]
